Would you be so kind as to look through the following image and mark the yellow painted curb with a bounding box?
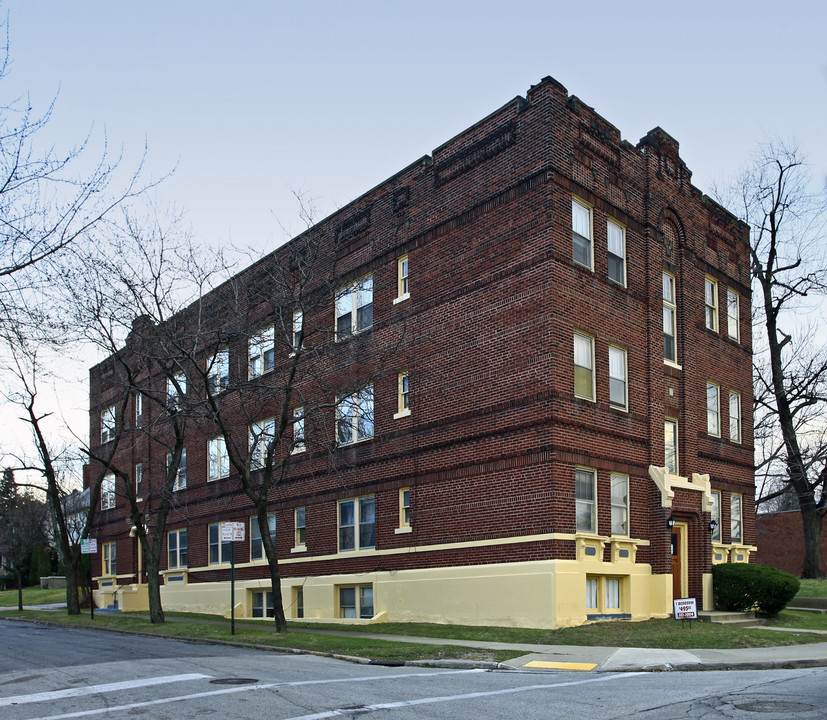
[523,660,597,671]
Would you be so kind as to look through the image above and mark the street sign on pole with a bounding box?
[220,521,245,542]
[220,522,245,635]
[80,538,98,554]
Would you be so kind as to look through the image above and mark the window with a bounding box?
[664,419,679,475]
[727,289,740,342]
[101,474,115,510]
[572,197,592,269]
[208,348,229,394]
[339,585,374,619]
[135,463,143,499]
[704,276,718,331]
[587,576,624,613]
[605,578,621,609]
[208,436,229,481]
[586,577,598,609]
[711,490,722,543]
[252,590,274,618]
[294,507,306,547]
[167,449,187,491]
[249,326,275,378]
[575,468,596,533]
[168,528,188,569]
[608,346,627,410]
[250,513,276,561]
[338,495,375,551]
[249,417,276,469]
[707,383,720,436]
[167,371,186,408]
[729,391,742,443]
[292,309,303,352]
[730,493,743,543]
[208,522,232,564]
[610,473,629,536]
[336,274,373,339]
[135,392,144,428]
[607,219,626,285]
[294,587,304,618]
[336,386,374,445]
[102,541,117,576]
[399,488,411,529]
[101,405,116,444]
[292,408,305,453]
[396,255,409,301]
[663,272,677,363]
[395,372,410,417]
[573,332,595,401]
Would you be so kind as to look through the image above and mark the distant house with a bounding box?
[86,76,754,628]
[756,511,826,577]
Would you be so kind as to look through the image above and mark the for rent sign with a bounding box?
[673,597,698,620]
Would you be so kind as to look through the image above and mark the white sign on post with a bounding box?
[220,521,245,542]
[80,538,97,554]
[673,597,698,620]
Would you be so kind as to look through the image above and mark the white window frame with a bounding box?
[608,345,627,410]
[294,507,306,548]
[101,405,116,444]
[729,391,742,444]
[102,541,117,576]
[394,372,410,418]
[338,495,376,552]
[730,493,743,543]
[607,218,626,286]
[711,490,722,543]
[704,276,718,332]
[208,522,232,565]
[249,326,275,379]
[335,274,373,340]
[663,272,677,364]
[292,407,306,453]
[168,528,188,569]
[610,473,629,536]
[572,197,593,270]
[573,332,595,401]
[665,418,679,475]
[135,463,143,500]
[167,371,186,408]
[727,288,740,342]
[395,254,410,302]
[575,467,597,533]
[166,449,187,491]
[208,436,229,481]
[208,348,230,395]
[292,309,303,352]
[249,417,276,469]
[339,584,374,619]
[398,487,411,531]
[336,386,374,446]
[101,473,116,510]
[135,392,144,428]
[250,512,276,561]
[251,589,274,618]
[707,382,720,437]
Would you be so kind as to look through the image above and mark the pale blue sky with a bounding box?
[5,0,826,250]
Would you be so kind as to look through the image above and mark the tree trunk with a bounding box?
[64,550,81,615]
[143,539,165,623]
[799,501,824,578]
[16,569,23,611]
[268,557,287,632]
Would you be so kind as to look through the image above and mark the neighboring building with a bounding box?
[86,76,754,628]
[757,511,826,577]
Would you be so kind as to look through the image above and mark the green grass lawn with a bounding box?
[795,579,827,597]
[0,586,66,606]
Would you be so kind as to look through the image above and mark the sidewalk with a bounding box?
[5,603,827,673]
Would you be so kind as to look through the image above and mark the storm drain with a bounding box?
[735,701,816,713]
[209,678,259,685]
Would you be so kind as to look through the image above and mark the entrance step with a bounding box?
[698,610,763,627]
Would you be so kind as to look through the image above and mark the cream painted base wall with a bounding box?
[96,558,680,629]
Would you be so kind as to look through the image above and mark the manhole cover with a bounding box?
[735,701,816,713]
[209,678,259,685]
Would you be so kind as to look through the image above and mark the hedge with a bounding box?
[712,563,800,616]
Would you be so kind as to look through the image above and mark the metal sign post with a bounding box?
[220,522,245,635]
[80,538,97,620]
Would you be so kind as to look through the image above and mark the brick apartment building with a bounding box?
[87,76,754,628]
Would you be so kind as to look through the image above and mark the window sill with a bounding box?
[337,437,373,449]
[574,394,596,403]
[663,359,683,370]
[393,409,411,419]
[394,526,412,535]
[290,545,307,554]
[336,547,377,556]
[392,294,410,305]
[609,403,628,413]
[291,447,307,455]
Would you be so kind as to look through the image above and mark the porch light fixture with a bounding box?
[708,519,718,534]
[667,515,676,530]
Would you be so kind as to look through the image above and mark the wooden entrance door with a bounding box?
[671,523,684,599]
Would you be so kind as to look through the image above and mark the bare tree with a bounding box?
[719,142,827,577]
